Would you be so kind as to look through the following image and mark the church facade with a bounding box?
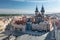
[35,5,45,24]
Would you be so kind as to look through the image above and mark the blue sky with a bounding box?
[0,0,60,14]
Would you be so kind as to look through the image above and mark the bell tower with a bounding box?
[35,5,39,16]
[41,5,45,18]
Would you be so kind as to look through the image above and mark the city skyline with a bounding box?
[0,0,60,14]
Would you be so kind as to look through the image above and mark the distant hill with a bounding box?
[0,14,34,16]
[0,14,22,16]
[45,13,60,18]
[0,12,55,16]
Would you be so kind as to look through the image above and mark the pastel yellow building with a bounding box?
[0,18,12,33]
[0,20,6,32]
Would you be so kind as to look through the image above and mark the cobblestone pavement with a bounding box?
[0,33,8,40]
[16,33,48,40]
[14,31,56,40]
[0,30,56,40]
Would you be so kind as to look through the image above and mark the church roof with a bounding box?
[37,13,42,17]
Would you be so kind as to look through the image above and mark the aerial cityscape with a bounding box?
[0,0,60,40]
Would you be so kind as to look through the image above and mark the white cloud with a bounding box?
[26,0,44,1]
[12,0,25,1]
[0,8,60,14]
[0,9,34,14]
[11,0,60,2]
[11,0,47,2]
[46,8,60,14]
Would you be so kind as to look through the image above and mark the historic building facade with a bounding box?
[35,5,45,24]
[11,5,53,32]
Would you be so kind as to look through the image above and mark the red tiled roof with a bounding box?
[14,20,26,25]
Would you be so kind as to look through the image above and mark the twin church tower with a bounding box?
[35,5,45,23]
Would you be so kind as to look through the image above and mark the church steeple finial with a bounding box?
[41,5,45,18]
[41,5,45,13]
[35,5,39,12]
